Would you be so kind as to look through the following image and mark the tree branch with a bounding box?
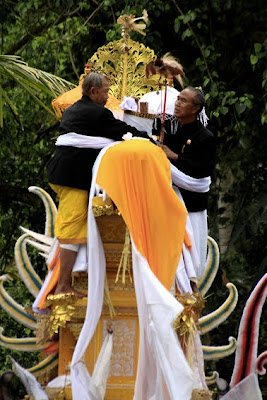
[171,0,213,82]
[6,9,78,55]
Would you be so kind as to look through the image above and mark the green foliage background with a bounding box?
[0,0,266,397]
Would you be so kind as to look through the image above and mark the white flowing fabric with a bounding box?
[139,86,179,115]
[131,241,193,400]
[11,358,49,400]
[90,332,113,399]
[120,96,138,111]
[123,112,154,134]
[71,143,118,400]
[221,373,262,400]
[171,164,210,193]
[47,374,72,389]
[55,132,114,148]
[171,164,210,282]
[189,211,208,280]
[173,187,200,291]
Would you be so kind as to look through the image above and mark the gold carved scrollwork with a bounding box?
[46,294,77,336]
[92,196,116,217]
[88,39,159,99]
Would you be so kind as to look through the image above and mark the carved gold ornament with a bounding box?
[173,291,205,340]
[45,294,77,336]
[88,38,159,100]
[92,196,115,217]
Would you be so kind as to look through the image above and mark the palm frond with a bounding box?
[0,55,76,127]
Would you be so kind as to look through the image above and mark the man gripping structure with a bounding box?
[47,71,151,296]
[155,87,216,281]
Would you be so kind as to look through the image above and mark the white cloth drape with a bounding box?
[123,113,154,134]
[139,86,179,115]
[171,164,210,193]
[71,143,118,400]
[55,132,114,148]
[120,96,138,112]
[132,241,193,400]
[11,358,49,400]
[189,210,208,280]
[221,373,262,400]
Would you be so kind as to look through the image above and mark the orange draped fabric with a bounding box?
[96,140,191,291]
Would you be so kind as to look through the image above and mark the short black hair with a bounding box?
[82,71,109,96]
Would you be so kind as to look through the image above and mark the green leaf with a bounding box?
[183,14,191,24]
[195,58,203,66]
[220,106,229,115]
[228,98,237,105]
[250,54,258,65]
[106,29,115,41]
[245,99,252,109]
[174,18,180,33]
[203,78,210,87]
[203,48,210,58]
[254,43,262,53]
[235,103,246,114]
[181,28,192,40]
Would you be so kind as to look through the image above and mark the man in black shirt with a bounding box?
[157,87,216,281]
[48,72,150,296]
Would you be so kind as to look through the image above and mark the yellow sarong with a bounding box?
[50,184,88,244]
[97,139,191,291]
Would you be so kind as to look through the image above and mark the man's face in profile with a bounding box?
[174,89,198,120]
[92,80,110,106]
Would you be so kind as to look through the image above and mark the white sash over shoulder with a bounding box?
[55,132,114,148]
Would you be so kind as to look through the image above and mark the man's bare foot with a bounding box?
[54,285,86,298]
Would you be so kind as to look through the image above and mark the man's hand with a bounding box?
[159,144,178,161]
